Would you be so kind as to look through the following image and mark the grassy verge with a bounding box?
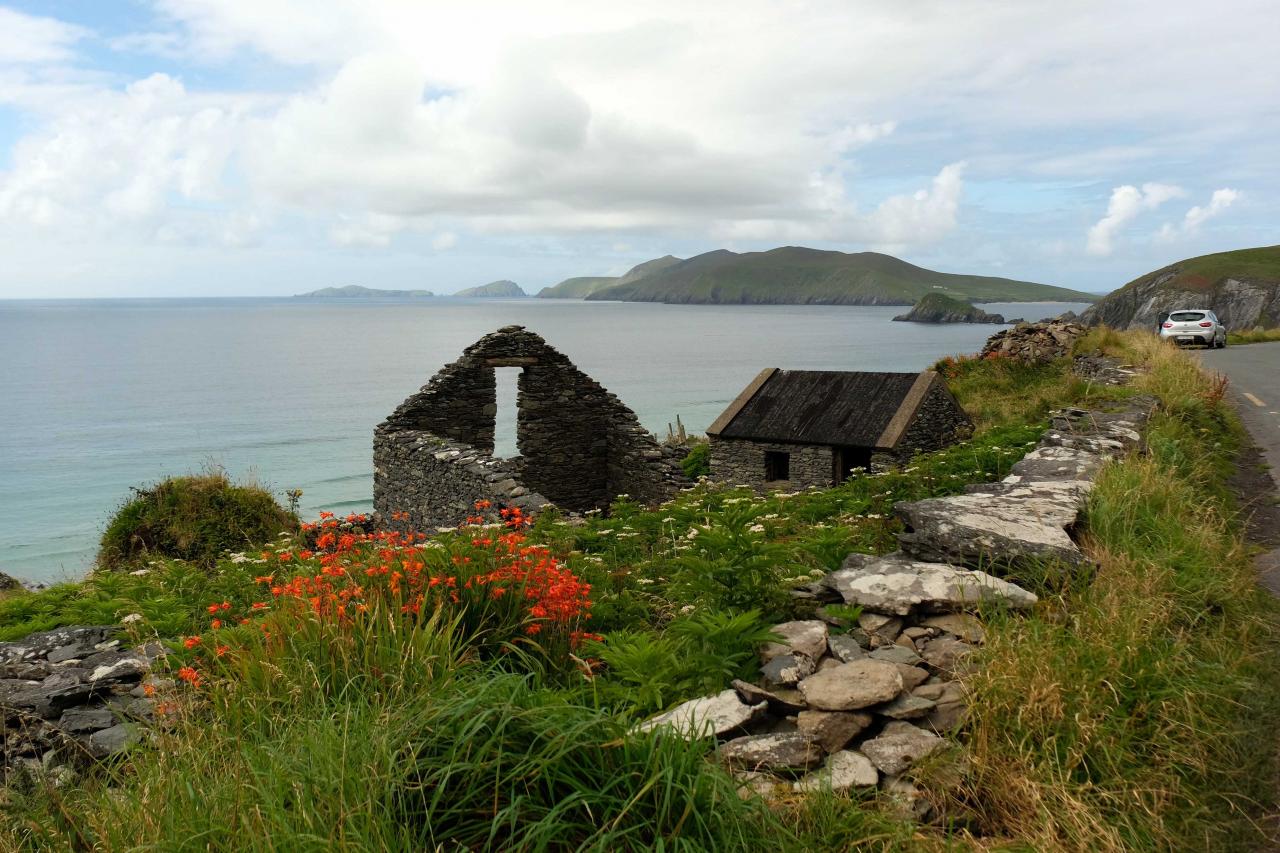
[1228,328,1280,345]
[951,332,1280,850]
[2,334,1276,850]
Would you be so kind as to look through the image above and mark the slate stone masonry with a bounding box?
[374,326,688,530]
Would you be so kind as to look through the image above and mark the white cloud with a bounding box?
[1086,182,1184,256]
[0,8,87,65]
[431,231,459,251]
[1182,188,1240,232]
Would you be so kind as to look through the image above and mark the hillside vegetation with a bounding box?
[2,334,1275,850]
[1083,244,1280,330]
[585,246,1096,305]
[537,255,683,298]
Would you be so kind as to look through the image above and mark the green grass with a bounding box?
[949,332,1280,851]
[1228,327,1280,345]
[1171,244,1280,290]
[3,336,1277,851]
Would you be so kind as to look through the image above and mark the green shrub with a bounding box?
[98,472,296,571]
[681,441,711,478]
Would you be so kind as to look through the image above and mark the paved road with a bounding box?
[1201,342,1280,491]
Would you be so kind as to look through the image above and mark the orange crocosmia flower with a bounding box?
[525,623,542,636]
[215,645,230,658]
[254,575,273,584]
[142,683,156,697]
[182,636,201,649]
[251,602,268,610]
[176,666,201,687]
[211,618,223,629]
[206,603,220,615]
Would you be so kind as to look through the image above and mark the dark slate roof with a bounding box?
[709,369,932,448]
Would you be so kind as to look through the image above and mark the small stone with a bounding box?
[798,659,903,711]
[731,679,807,713]
[85,722,141,759]
[919,614,986,644]
[827,635,866,663]
[896,665,930,691]
[884,774,934,821]
[902,627,931,641]
[861,721,944,776]
[919,637,975,676]
[796,710,873,753]
[792,750,879,793]
[57,706,116,733]
[720,732,824,773]
[761,653,816,687]
[857,613,904,641]
[816,656,842,673]
[868,645,923,666]
[734,770,784,801]
[872,694,937,720]
[762,620,829,662]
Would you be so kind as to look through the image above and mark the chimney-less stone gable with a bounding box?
[374,326,687,530]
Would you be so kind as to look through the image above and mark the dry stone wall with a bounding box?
[375,326,687,530]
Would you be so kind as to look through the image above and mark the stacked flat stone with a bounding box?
[0,626,166,784]
[375,326,688,532]
[979,320,1087,364]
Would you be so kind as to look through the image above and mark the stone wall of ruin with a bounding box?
[709,438,834,491]
[374,326,687,530]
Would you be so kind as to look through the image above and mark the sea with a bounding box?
[0,297,1089,583]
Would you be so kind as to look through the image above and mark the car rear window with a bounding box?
[1169,312,1206,322]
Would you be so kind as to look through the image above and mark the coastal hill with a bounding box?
[892,293,1009,324]
[295,285,434,298]
[580,247,1096,305]
[455,280,527,298]
[537,255,682,298]
[1080,245,1280,330]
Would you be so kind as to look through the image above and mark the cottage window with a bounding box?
[764,450,790,482]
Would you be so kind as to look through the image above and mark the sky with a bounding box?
[0,1,1276,298]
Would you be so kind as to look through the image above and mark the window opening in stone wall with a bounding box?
[493,367,520,458]
[764,450,790,482]
[833,446,872,483]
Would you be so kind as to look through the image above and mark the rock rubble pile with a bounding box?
[0,626,165,784]
[979,320,1087,363]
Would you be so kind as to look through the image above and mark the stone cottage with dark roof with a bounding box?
[706,369,972,489]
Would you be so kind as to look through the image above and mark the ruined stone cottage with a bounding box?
[374,326,687,530]
[706,369,972,489]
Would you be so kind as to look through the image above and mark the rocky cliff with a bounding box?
[1081,245,1280,330]
[892,293,1008,324]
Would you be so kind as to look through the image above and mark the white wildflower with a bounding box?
[129,569,149,576]
[748,524,766,533]
[121,613,144,625]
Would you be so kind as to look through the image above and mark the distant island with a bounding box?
[893,293,1010,324]
[541,247,1098,306]
[454,280,527,298]
[295,285,434,298]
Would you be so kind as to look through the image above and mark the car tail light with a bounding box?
[1162,322,1173,328]
[1198,321,1213,327]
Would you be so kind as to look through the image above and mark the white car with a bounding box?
[1159,309,1226,348]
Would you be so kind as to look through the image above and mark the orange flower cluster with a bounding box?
[177,502,594,689]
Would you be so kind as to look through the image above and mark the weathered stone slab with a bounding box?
[871,694,936,720]
[825,552,1038,616]
[918,613,986,644]
[798,659,903,711]
[827,634,867,663]
[792,750,879,792]
[1000,445,1107,483]
[635,689,767,738]
[895,482,1089,570]
[719,732,824,773]
[861,720,945,776]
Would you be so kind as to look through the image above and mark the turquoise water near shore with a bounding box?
[0,297,1086,582]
